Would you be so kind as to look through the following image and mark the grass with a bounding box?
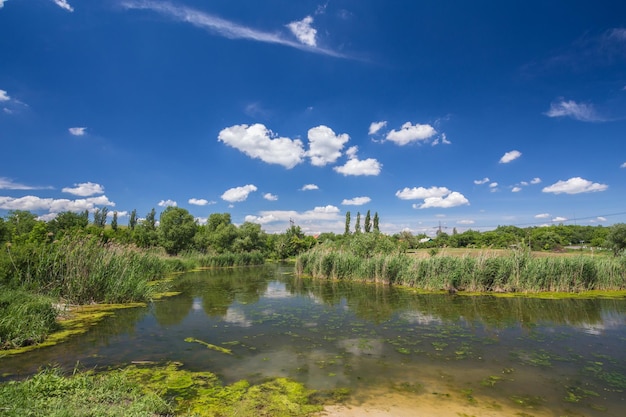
[0,289,58,350]
[295,246,626,293]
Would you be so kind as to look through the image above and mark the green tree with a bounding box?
[364,210,371,233]
[373,212,380,232]
[344,211,351,236]
[200,213,237,253]
[129,209,138,230]
[233,222,267,253]
[133,208,158,248]
[158,207,198,255]
[111,211,118,231]
[606,223,626,256]
[355,212,361,234]
[6,210,37,241]
[48,211,89,237]
[93,207,108,228]
[0,218,8,243]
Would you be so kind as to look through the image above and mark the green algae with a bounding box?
[184,337,233,355]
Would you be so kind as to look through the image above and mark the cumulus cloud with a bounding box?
[368,121,387,135]
[552,216,568,222]
[499,150,522,164]
[263,193,278,201]
[287,15,317,47]
[386,122,437,145]
[417,192,470,209]
[473,177,490,185]
[122,1,347,58]
[307,125,349,166]
[531,177,542,184]
[158,199,177,207]
[342,196,371,206]
[301,184,319,191]
[218,124,305,169]
[0,195,114,213]
[333,146,382,176]
[245,205,341,225]
[512,186,522,192]
[69,127,87,136]
[489,182,498,188]
[0,89,9,101]
[221,184,257,203]
[542,177,608,194]
[544,99,603,122]
[395,186,450,200]
[535,213,550,219]
[189,198,210,206]
[396,186,469,209]
[62,182,104,196]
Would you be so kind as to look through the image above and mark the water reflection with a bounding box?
[1,264,624,417]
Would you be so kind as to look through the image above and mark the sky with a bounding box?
[1,0,625,235]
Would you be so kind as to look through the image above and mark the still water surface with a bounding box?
[2,264,625,415]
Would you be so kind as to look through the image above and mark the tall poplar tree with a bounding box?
[364,210,371,233]
[344,211,351,236]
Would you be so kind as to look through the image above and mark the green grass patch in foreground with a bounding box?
[0,362,330,417]
[0,289,58,350]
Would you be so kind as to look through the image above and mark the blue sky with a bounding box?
[1,0,625,235]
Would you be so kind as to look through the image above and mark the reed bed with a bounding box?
[295,247,626,293]
[194,252,265,268]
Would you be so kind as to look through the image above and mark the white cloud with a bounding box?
[221,184,257,203]
[342,196,371,206]
[620,162,626,168]
[596,216,607,222]
[457,219,475,225]
[473,177,490,185]
[263,193,278,201]
[368,121,387,135]
[0,195,114,213]
[301,184,319,191]
[286,15,317,47]
[531,177,542,184]
[386,122,437,145]
[544,99,603,122]
[499,150,522,164]
[333,146,381,176]
[511,186,522,192]
[0,177,41,190]
[69,127,87,136]
[122,1,346,58]
[107,210,128,218]
[432,133,451,146]
[417,192,470,209]
[542,177,608,194]
[218,124,305,169]
[552,216,568,222]
[489,182,498,188]
[535,213,550,219]
[189,198,210,206]
[158,199,177,207]
[397,186,469,209]
[307,125,349,166]
[53,0,73,12]
[0,89,10,101]
[62,182,104,196]
[245,205,341,225]
[396,186,450,200]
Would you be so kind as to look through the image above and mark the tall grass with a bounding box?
[0,289,58,349]
[295,247,626,293]
[1,236,169,304]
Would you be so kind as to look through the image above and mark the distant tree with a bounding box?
[93,207,108,228]
[344,211,351,236]
[606,223,626,256]
[145,208,156,230]
[6,210,38,239]
[373,212,380,232]
[129,209,137,230]
[158,206,197,255]
[364,210,371,233]
[355,212,361,234]
[233,222,267,253]
[48,211,89,236]
[133,208,158,248]
[0,218,8,243]
[111,211,118,231]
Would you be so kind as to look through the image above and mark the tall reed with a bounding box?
[295,247,626,293]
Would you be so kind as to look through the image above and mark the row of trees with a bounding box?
[1,208,625,257]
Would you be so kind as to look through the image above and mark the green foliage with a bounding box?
[48,211,89,237]
[354,212,361,234]
[0,289,58,349]
[344,211,351,236]
[128,209,137,230]
[92,207,108,228]
[111,211,118,231]
[606,223,626,256]
[364,210,371,233]
[373,211,380,232]
[158,206,197,255]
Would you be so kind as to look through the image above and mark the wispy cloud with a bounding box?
[0,177,49,190]
[544,99,604,122]
[158,199,177,207]
[69,127,87,136]
[301,184,319,191]
[342,196,371,206]
[53,0,74,12]
[122,1,347,58]
[287,16,317,47]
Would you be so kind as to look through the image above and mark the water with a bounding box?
[2,264,625,416]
